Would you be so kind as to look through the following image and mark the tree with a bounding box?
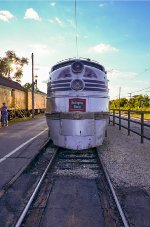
[0,50,28,82]
[143,95,150,107]
[130,95,143,108]
[0,58,7,76]
[23,82,39,92]
[120,98,128,107]
[14,68,23,83]
[23,82,32,90]
[110,94,150,110]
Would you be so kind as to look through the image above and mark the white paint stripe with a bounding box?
[0,128,48,164]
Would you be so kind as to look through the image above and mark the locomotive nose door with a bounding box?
[60,118,95,136]
[60,97,95,136]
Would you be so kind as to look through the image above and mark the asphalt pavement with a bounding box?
[0,116,48,189]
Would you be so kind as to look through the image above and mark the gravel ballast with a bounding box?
[97,124,150,195]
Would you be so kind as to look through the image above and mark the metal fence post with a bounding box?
[113,109,115,126]
[141,113,144,143]
[128,110,130,135]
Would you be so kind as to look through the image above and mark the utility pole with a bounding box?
[31,53,34,118]
[128,92,132,109]
[119,87,121,110]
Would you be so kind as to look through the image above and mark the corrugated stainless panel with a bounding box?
[51,84,70,88]
[85,84,107,88]
[51,79,72,84]
[83,79,105,84]
[84,88,107,92]
[48,80,71,92]
[50,88,72,92]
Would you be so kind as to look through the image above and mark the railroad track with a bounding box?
[0,140,57,227]
[1,144,128,227]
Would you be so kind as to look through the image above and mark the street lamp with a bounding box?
[34,74,38,91]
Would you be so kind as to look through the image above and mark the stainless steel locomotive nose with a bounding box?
[46,58,109,150]
[71,61,84,73]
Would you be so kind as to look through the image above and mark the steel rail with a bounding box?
[97,150,129,227]
[15,148,58,227]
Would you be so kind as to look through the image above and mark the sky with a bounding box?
[0,0,150,100]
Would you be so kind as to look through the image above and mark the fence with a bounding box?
[109,109,150,143]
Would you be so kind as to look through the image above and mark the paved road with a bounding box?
[0,117,48,189]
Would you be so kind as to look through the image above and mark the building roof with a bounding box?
[37,90,46,95]
[0,76,27,92]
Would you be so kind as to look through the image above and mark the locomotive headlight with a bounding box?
[71,61,84,73]
[71,79,84,91]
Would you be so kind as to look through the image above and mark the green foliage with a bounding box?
[0,50,28,82]
[23,82,32,90]
[110,94,150,110]
[23,82,39,92]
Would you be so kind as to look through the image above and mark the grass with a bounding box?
[109,109,150,120]
[131,113,150,120]
[9,113,45,123]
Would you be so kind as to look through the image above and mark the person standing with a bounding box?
[0,109,1,128]
[1,103,8,127]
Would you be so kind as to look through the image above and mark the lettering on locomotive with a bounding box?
[69,98,86,112]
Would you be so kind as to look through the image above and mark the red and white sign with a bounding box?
[69,98,86,112]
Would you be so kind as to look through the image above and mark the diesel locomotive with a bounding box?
[45,58,109,150]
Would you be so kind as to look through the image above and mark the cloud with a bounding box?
[28,43,56,57]
[24,8,41,21]
[29,44,47,49]
[48,19,54,23]
[52,35,65,41]
[55,17,63,26]
[28,44,50,55]
[50,2,56,7]
[48,17,64,26]
[89,43,119,54]
[0,10,14,22]
[135,79,150,85]
[108,69,137,79]
[99,3,106,7]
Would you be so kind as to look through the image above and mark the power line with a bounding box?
[74,0,79,58]
[137,68,150,76]
[128,86,150,96]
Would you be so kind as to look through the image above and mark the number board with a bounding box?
[69,98,86,112]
